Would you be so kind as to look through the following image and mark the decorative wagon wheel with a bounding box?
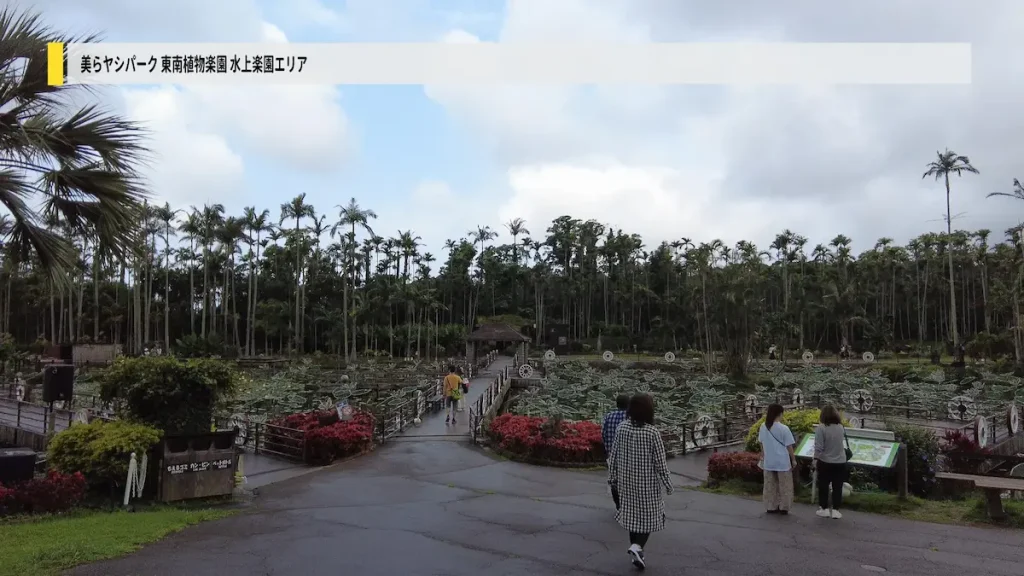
[862,351,875,363]
[975,415,990,449]
[848,389,874,413]
[518,364,535,378]
[1008,404,1021,435]
[847,416,863,429]
[791,388,804,406]
[75,408,91,425]
[802,351,814,364]
[14,383,25,401]
[602,351,615,362]
[744,394,759,420]
[229,414,249,441]
[544,350,556,360]
[664,351,676,363]
[947,395,977,421]
[692,414,718,447]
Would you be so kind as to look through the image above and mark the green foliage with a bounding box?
[745,408,825,452]
[97,356,237,434]
[0,507,235,576]
[890,423,940,498]
[173,333,228,358]
[48,420,162,489]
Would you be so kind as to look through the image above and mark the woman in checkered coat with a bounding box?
[607,393,674,570]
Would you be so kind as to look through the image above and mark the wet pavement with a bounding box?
[70,359,1024,575]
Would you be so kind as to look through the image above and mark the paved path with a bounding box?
[71,360,1024,575]
[399,357,514,438]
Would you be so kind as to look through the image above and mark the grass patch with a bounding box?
[695,479,1024,529]
[0,507,237,576]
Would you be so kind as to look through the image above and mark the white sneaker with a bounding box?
[815,508,831,518]
[627,544,646,570]
[830,510,843,519]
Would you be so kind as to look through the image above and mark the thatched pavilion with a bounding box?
[465,323,530,365]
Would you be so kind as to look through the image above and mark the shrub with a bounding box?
[48,420,162,490]
[488,414,604,464]
[267,409,375,466]
[97,356,237,434]
[941,428,990,474]
[745,408,828,452]
[0,470,87,516]
[707,452,762,486]
[891,423,940,498]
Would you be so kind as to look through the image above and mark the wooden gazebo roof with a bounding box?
[467,323,530,343]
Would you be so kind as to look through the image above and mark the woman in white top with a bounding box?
[758,403,797,514]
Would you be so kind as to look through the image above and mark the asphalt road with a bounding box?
[70,359,1024,575]
[71,436,1024,576]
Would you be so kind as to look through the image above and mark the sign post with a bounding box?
[795,426,907,501]
[336,400,353,422]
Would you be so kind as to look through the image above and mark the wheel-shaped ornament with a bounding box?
[544,350,556,360]
[847,389,874,413]
[791,388,804,406]
[862,351,875,363]
[518,364,535,378]
[975,415,990,449]
[229,414,249,439]
[802,351,814,364]
[1008,404,1020,435]
[692,414,718,447]
[664,351,676,363]
[744,394,758,419]
[602,351,615,362]
[947,395,977,421]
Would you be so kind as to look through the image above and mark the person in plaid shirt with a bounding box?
[602,394,630,509]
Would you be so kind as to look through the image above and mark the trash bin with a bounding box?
[159,430,238,502]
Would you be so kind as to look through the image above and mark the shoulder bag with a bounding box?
[843,428,854,461]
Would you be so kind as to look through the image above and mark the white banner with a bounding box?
[58,42,972,86]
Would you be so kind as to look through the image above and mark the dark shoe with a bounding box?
[452,419,457,425]
[778,510,789,515]
[445,417,450,425]
[766,509,779,514]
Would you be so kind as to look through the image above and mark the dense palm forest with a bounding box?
[3,183,1024,367]
[3,10,1024,371]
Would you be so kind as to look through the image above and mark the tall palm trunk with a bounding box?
[945,173,959,349]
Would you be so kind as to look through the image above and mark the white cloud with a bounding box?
[122,88,244,208]
[33,1,353,211]
[427,0,1024,252]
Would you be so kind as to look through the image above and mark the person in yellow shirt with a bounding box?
[443,365,463,425]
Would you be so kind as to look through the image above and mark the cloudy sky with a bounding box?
[26,0,1024,259]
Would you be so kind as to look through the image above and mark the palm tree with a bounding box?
[200,204,225,336]
[243,207,272,356]
[280,194,315,352]
[923,149,979,353]
[0,9,149,275]
[153,203,179,350]
[179,210,203,334]
[334,198,377,360]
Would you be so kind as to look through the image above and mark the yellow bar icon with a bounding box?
[47,42,64,86]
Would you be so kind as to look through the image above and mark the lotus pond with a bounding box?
[506,359,1024,439]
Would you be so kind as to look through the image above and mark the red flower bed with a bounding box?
[706,451,763,486]
[267,409,375,465]
[488,414,605,464]
[0,470,87,516]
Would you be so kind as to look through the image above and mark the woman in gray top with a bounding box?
[813,405,849,519]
